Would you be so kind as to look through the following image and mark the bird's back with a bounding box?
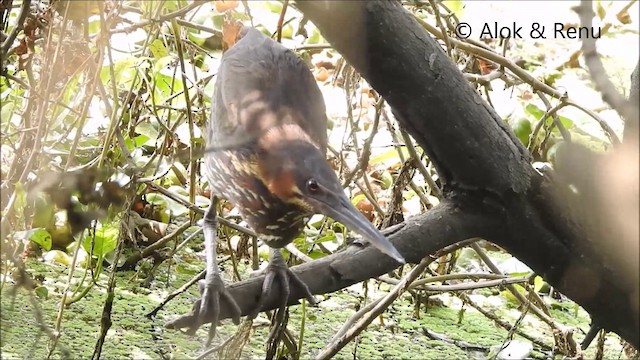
[208,27,327,152]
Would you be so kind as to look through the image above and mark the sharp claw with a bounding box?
[170,265,315,337]
[221,291,242,324]
[250,271,277,319]
[188,275,242,338]
[286,270,318,305]
[250,265,317,320]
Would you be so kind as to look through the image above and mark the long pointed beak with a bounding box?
[313,195,405,264]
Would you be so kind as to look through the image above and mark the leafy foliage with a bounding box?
[0,1,636,359]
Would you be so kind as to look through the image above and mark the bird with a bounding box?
[195,26,405,340]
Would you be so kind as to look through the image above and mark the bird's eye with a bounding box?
[307,179,319,193]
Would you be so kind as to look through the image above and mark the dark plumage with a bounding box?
[196,27,404,341]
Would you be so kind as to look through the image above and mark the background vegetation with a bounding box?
[0,1,637,359]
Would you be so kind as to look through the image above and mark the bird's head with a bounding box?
[257,124,405,264]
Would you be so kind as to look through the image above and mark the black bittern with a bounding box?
[196,27,404,338]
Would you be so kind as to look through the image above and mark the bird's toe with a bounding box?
[189,276,242,339]
[250,265,317,319]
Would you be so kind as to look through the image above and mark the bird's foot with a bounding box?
[189,274,242,343]
[249,261,318,320]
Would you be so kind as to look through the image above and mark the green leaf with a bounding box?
[124,137,135,151]
[135,121,159,138]
[149,39,169,59]
[307,28,326,45]
[525,103,545,119]
[308,250,327,260]
[313,231,337,244]
[146,191,190,217]
[533,276,544,293]
[264,1,283,13]
[379,171,394,189]
[32,194,55,228]
[30,228,53,251]
[13,182,27,219]
[525,103,574,131]
[511,118,532,146]
[507,271,532,278]
[84,225,119,257]
[153,55,176,74]
[351,194,367,206]
[442,0,465,16]
[101,57,146,91]
[370,148,409,167]
[153,72,183,103]
[501,284,525,305]
[16,228,53,251]
[133,134,150,148]
[87,18,101,35]
[35,286,49,300]
[1,102,15,125]
[211,14,225,30]
[135,121,159,147]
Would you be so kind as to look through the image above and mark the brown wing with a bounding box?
[208,27,327,154]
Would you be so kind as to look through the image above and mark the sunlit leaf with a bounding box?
[314,230,337,244]
[307,28,326,45]
[351,193,367,206]
[264,1,282,14]
[13,228,53,251]
[525,104,573,130]
[510,118,532,146]
[370,148,409,167]
[133,134,150,148]
[101,57,148,91]
[146,192,189,217]
[443,0,465,16]
[43,250,73,266]
[83,225,119,257]
[149,39,169,59]
[308,250,326,260]
[29,228,53,251]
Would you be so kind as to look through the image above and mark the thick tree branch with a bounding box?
[165,1,639,347]
[293,0,638,347]
[165,200,503,329]
[295,1,533,195]
[624,60,639,142]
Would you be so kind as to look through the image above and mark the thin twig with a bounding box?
[1,0,31,57]
[575,1,638,126]
[416,17,566,99]
[110,1,205,34]
[276,0,289,43]
[316,256,432,359]
[470,242,556,326]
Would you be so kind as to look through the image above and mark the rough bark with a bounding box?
[167,1,639,347]
[293,1,638,346]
